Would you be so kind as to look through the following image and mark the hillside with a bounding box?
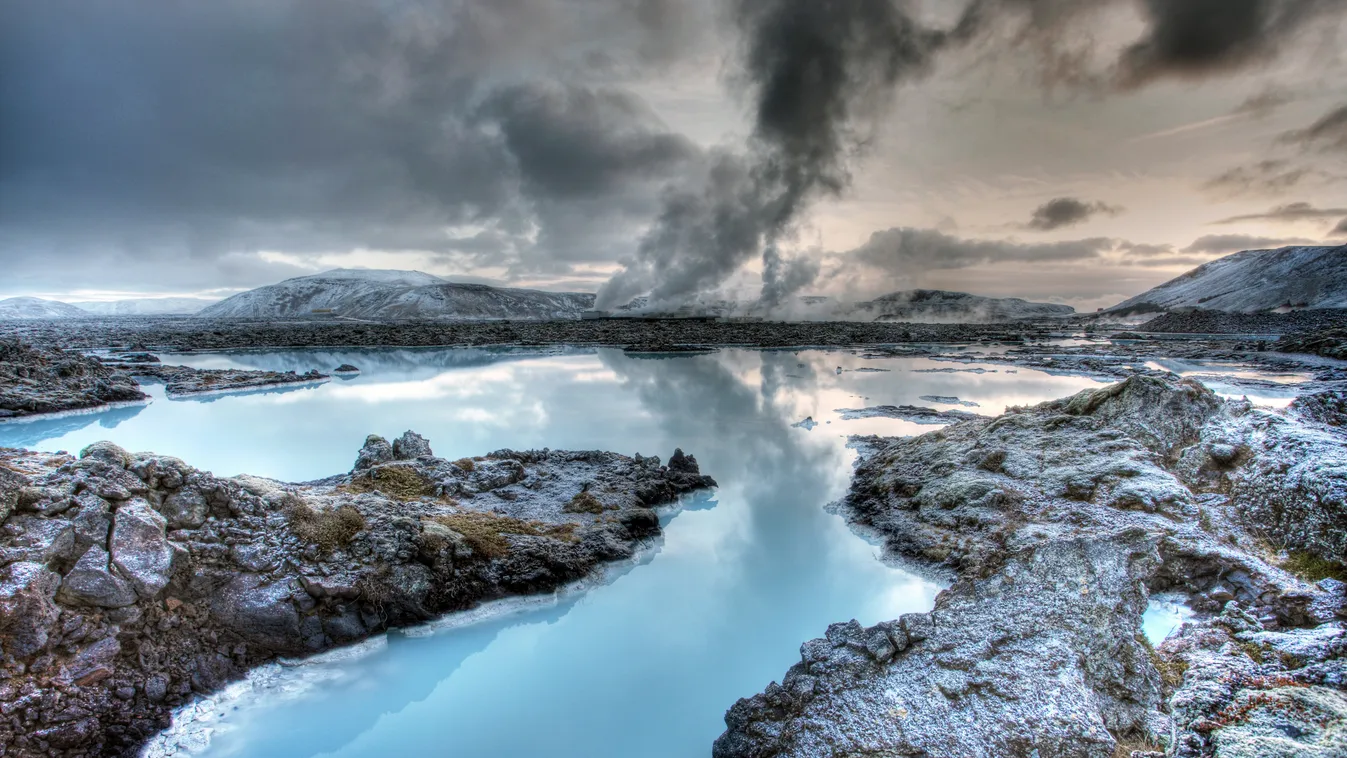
[197,269,596,320]
[74,297,218,316]
[0,297,89,320]
[1109,245,1347,314]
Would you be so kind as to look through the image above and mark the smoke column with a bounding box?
[595,0,947,310]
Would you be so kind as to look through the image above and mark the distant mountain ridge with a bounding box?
[1109,245,1347,314]
[73,297,217,316]
[848,289,1075,322]
[0,297,90,320]
[197,269,597,320]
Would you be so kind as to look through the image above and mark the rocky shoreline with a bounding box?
[714,377,1346,757]
[0,343,147,420]
[0,433,715,756]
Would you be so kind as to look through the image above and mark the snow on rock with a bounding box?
[1109,245,1347,314]
[0,297,89,320]
[197,269,597,320]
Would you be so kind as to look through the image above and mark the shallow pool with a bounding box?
[2,347,1106,758]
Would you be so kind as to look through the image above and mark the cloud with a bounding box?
[1115,0,1346,88]
[0,0,711,296]
[841,227,1113,274]
[1332,219,1347,237]
[1182,234,1321,254]
[1280,102,1347,152]
[952,0,1347,91]
[1213,202,1347,225]
[1024,197,1123,230]
[1232,89,1293,118]
[1202,160,1312,198]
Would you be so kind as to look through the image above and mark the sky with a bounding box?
[2,0,1346,311]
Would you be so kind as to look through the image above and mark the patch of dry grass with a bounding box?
[1112,737,1165,758]
[286,499,366,551]
[341,465,437,500]
[452,458,475,473]
[564,490,608,514]
[429,511,577,558]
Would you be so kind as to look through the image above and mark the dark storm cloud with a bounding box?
[1116,0,1345,87]
[480,83,697,199]
[0,0,707,294]
[1024,197,1123,230]
[1281,103,1347,152]
[1182,233,1321,254]
[952,0,1347,89]
[1332,219,1347,236]
[1213,202,1347,225]
[595,0,949,309]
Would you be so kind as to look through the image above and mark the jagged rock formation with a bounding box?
[0,433,715,756]
[715,377,1346,758]
[0,299,89,321]
[1110,245,1347,314]
[196,269,596,320]
[0,343,147,419]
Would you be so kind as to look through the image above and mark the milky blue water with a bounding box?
[0,347,1106,758]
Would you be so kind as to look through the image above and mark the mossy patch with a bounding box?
[287,499,366,551]
[452,458,475,473]
[429,512,577,558]
[1138,634,1188,689]
[564,490,609,514]
[342,465,437,500]
[1280,551,1347,582]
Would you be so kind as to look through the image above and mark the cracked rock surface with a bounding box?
[715,377,1346,758]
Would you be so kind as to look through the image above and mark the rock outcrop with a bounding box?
[0,342,147,419]
[716,377,1346,758]
[0,432,715,756]
[118,363,329,398]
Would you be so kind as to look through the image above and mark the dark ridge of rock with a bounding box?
[126,364,329,398]
[716,377,1346,758]
[1136,309,1347,335]
[0,342,147,418]
[0,435,715,757]
[835,405,983,424]
[918,395,979,407]
[332,364,361,374]
[1278,329,1347,360]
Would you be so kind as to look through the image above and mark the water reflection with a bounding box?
[0,401,147,450]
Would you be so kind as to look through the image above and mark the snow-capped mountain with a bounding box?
[197,269,597,320]
[0,297,89,320]
[1109,245,1347,313]
[843,290,1075,322]
[74,297,218,315]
